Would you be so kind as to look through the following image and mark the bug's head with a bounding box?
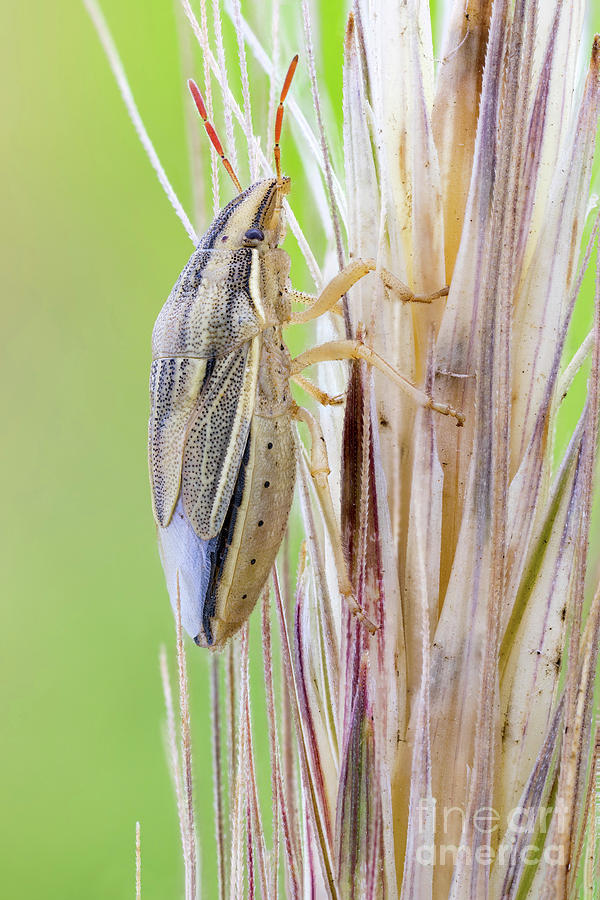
[201,177,291,252]
[188,56,297,250]
[237,176,291,249]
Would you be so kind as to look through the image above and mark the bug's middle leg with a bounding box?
[293,405,377,634]
[288,257,449,325]
[291,339,465,425]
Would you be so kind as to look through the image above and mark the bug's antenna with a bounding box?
[188,79,243,193]
[274,55,298,185]
[270,55,298,238]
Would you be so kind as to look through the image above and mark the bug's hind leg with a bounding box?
[293,405,377,634]
[291,338,465,425]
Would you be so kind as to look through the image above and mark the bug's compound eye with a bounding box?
[243,227,265,246]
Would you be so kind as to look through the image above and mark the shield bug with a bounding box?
[149,57,463,649]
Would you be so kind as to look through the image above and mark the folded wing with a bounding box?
[149,337,260,538]
[181,338,260,539]
[149,356,208,528]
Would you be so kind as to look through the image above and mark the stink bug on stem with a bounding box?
[149,57,463,649]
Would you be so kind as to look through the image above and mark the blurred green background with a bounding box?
[1,1,349,896]
[2,1,599,898]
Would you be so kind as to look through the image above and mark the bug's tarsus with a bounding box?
[188,78,243,193]
[415,285,450,303]
[427,397,465,427]
[345,593,379,635]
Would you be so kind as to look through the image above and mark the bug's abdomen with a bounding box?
[199,413,296,648]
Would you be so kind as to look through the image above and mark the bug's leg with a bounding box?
[291,338,465,425]
[293,405,378,634]
[291,373,345,406]
[287,290,316,305]
[288,289,344,318]
[289,258,448,325]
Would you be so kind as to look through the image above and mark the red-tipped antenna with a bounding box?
[188,79,243,193]
[274,55,298,183]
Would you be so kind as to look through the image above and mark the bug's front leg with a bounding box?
[288,257,449,325]
[293,405,378,634]
[286,289,344,318]
[291,339,465,425]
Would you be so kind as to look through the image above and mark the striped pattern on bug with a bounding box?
[150,178,298,647]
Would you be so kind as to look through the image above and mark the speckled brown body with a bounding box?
[149,178,299,648]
